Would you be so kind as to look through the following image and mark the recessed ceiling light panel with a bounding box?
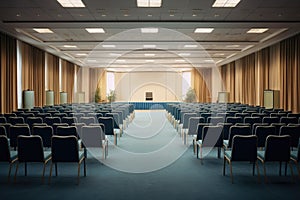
[247,28,269,33]
[212,0,241,8]
[33,28,53,33]
[141,28,159,33]
[194,28,214,33]
[57,0,85,7]
[85,28,105,33]
[137,0,162,7]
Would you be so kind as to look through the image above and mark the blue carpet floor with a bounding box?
[1,110,299,200]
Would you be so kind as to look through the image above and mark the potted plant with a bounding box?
[94,87,101,103]
[184,88,197,103]
[107,90,116,103]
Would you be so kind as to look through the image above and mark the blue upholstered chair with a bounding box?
[257,135,293,183]
[14,135,51,183]
[290,139,300,178]
[223,135,259,183]
[32,126,53,148]
[0,135,18,182]
[49,135,86,184]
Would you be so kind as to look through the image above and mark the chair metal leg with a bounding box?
[263,163,267,183]
[25,162,27,176]
[55,163,58,176]
[223,157,226,176]
[42,163,46,184]
[252,162,255,176]
[256,161,261,183]
[193,139,196,154]
[217,147,221,159]
[196,145,199,159]
[285,162,288,176]
[229,162,233,184]
[279,161,282,176]
[84,158,86,177]
[14,162,19,183]
[200,145,203,165]
[77,163,81,185]
[288,162,294,183]
[49,162,53,184]
[8,163,13,183]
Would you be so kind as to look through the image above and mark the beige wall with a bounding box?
[114,71,182,102]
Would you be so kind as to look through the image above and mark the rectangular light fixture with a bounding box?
[76,53,87,56]
[194,28,214,33]
[63,45,77,48]
[178,53,191,56]
[102,44,116,48]
[212,0,241,8]
[57,0,85,7]
[141,28,159,33]
[85,28,105,33]
[145,60,155,62]
[175,59,185,62]
[143,44,156,48]
[184,44,197,48]
[137,0,162,7]
[116,59,126,62]
[144,53,155,57]
[247,28,269,33]
[33,28,53,33]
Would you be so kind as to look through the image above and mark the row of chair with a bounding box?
[0,134,86,184]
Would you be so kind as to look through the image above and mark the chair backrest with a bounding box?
[244,117,261,125]
[187,117,205,135]
[201,126,223,147]
[62,117,78,125]
[235,113,250,120]
[270,123,286,135]
[228,126,251,147]
[19,113,34,122]
[207,117,224,125]
[255,126,276,147]
[280,117,298,124]
[217,123,233,140]
[231,135,257,162]
[17,135,45,162]
[53,113,68,119]
[264,135,291,162]
[262,117,280,124]
[51,135,79,162]
[0,117,7,123]
[0,126,6,136]
[81,126,105,147]
[200,113,213,123]
[279,126,300,147]
[182,113,197,128]
[252,123,269,134]
[27,117,43,128]
[56,126,78,137]
[98,117,114,135]
[9,125,31,148]
[0,135,11,162]
[8,117,25,125]
[287,113,300,118]
[106,113,121,129]
[196,123,211,141]
[36,113,51,120]
[226,117,243,125]
[44,117,61,126]
[79,117,96,125]
[32,126,53,148]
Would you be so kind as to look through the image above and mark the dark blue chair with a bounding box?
[254,126,276,148]
[197,126,223,163]
[49,135,86,184]
[257,135,293,183]
[32,126,53,148]
[8,117,25,125]
[280,117,298,124]
[98,117,118,145]
[226,117,243,125]
[14,135,51,183]
[279,126,300,148]
[290,139,300,178]
[79,117,96,125]
[0,135,18,182]
[223,135,259,183]
[194,123,211,158]
[44,117,61,126]
[223,126,252,149]
[62,117,78,126]
[9,125,30,149]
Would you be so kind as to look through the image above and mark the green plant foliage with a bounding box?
[107,90,116,103]
[94,87,101,103]
[184,88,196,103]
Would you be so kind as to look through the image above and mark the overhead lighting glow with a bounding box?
[57,0,85,7]
[247,28,269,33]
[194,28,214,33]
[33,28,53,33]
[137,0,162,7]
[226,44,240,48]
[141,28,159,33]
[184,44,198,48]
[178,53,191,56]
[144,53,155,56]
[116,59,126,63]
[212,0,241,8]
[102,44,116,48]
[175,59,185,62]
[110,53,122,56]
[63,45,77,48]
[85,28,105,33]
[76,53,87,56]
[145,60,155,62]
[143,44,156,48]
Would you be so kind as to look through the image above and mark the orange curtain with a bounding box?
[61,59,76,103]
[219,33,300,113]
[192,68,211,103]
[46,53,60,104]
[20,42,45,107]
[0,33,17,113]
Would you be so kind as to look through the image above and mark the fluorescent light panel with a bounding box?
[141,28,159,33]
[184,44,198,48]
[102,44,116,48]
[194,28,214,33]
[85,28,105,33]
[63,45,77,48]
[247,28,269,33]
[145,60,155,62]
[178,53,191,56]
[137,0,162,7]
[33,28,53,33]
[143,44,156,48]
[57,0,85,7]
[212,0,241,8]
[144,53,155,56]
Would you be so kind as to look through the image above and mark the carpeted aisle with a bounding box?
[0,110,299,200]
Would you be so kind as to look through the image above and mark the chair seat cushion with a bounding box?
[10,151,18,160]
[44,151,52,160]
[291,151,298,160]
[257,150,265,160]
[79,151,85,160]
[223,140,229,148]
[196,140,203,145]
[224,150,232,159]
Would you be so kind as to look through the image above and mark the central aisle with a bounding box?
[88,110,189,173]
